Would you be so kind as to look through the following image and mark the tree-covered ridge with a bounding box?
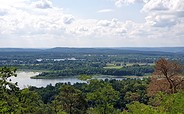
[35,65,154,78]
[1,48,184,78]
[0,58,184,114]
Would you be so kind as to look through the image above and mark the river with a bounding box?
[9,71,139,89]
[9,72,86,89]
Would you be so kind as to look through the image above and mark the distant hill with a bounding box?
[0,48,43,52]
[40,47,176,56]
[115,47,184,53]
[0,47,183,55]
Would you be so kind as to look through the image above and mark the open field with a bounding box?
[104,63,155,69]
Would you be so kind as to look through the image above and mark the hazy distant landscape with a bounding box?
[1,47,183,79]
[1,47,184,53]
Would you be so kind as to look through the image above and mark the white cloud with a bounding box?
[142,0,184,12]
[63,15,75,24]
[97,18,118,27]
[31,0,52,9]
[114,0,146,7]
[0,0,183,47]
[97,20,112,26]
[142,0,184,27]
[97,9,114,13]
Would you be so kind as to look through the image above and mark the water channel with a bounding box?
[9,71,137,89]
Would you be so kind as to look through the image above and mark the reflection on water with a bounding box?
[9,72,131,89]
[9,72,85,89]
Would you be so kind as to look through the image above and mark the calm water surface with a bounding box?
[9,72,85,89]
[9,72,131,89]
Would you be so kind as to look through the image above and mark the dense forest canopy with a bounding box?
[0,57,184,113]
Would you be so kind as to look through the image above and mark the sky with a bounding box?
[0,0,184,48]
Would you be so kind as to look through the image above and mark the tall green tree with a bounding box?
[0,67,47,114]
[121,101,165,114]
[17,88,47,113]
[86,81,120,114]
[53,85,86,114]
[0,67,19,113]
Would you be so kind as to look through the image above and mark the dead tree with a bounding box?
[148,58,184,95]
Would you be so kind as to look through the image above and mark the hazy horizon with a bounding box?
[0,47,184,49]
[0,0,184,48]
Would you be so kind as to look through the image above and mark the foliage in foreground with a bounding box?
[0,60,184,114]
[0,67,48,113]
[122,91,184,114]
